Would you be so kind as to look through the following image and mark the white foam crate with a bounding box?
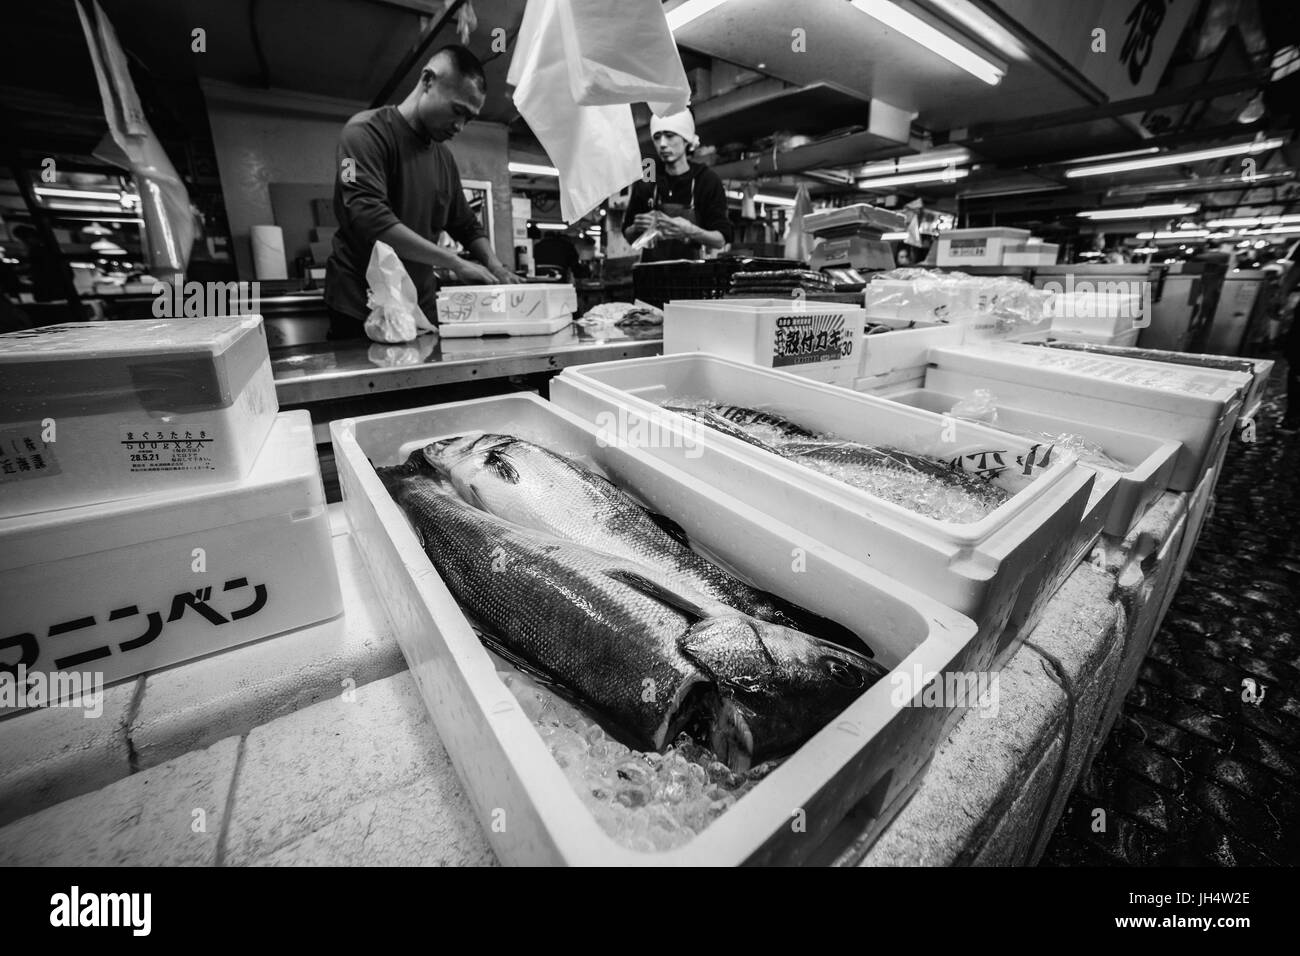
[1048,327,1141,348]
[858,320,963,385]
[1002,242,1059,266]
[1047,290,1144,337]
[936,228,1031,267]
[663,298,863,387]
[331,393,980,866]
[927,343,1247,492]
[0,411,340,706]
[0,317,278,518]
[436,283,577,325]
[551,354,1095,664]
[883,387,1181,538]
[437,314,572,338]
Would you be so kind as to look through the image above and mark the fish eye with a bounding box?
[821,656,866,688]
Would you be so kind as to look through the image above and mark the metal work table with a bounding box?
[271,324,663,406]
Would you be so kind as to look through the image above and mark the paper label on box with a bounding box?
[120,426,218,472]
[772,313,852,366]
[0,425,60,482]
[947,239,989,257]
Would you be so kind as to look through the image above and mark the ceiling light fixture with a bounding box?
[1137,229,1209,239]
[534,222,569,231]
[849,0,1004,85]
[858,168,971,190]
[35,186,123,202]
[854,148,972,179]
[1205,214,1300,228]
[665,0,730,32]
[1061,147,1160,165]
[1078,203,1199,220]
[509,161,559,177]
[1064,138,1286,178]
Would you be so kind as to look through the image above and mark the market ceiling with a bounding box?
[3,0,1299,229]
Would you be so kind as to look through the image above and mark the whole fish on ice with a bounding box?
[376,458,885,769]
[422,433,869,652]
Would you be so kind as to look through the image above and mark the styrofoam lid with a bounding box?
[939,228,1032,240]
[0,317,262,361]
[0,411,322,570]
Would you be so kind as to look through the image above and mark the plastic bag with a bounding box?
[508,0,645,223]
[949,388,1000,424]
[555,0,690,116]
[363,240,435,343]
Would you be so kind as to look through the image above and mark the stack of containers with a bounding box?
[550,353,1097,669]
[435,283,577,337]
[0,318,342,707]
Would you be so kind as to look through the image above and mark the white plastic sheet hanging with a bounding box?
[75,0,195,275]
[784,185,814,262]
[509,0,690,223]
[554,0,690,116]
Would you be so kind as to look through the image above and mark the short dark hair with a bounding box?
[432,44,486,93]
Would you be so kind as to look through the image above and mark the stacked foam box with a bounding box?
[0,318,342,707]
[435,283,577,337]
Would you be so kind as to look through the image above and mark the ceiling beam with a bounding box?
[370,0,468,107]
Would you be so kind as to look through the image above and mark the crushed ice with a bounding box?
[498,664,778,853]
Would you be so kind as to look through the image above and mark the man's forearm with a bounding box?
[687,223,726,249]
[375,222,464,271]
[468,237,508,274]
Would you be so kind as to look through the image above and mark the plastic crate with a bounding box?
[632,257,803,308]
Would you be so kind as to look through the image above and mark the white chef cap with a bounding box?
[649,109,699,149]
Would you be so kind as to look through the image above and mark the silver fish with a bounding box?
[376,459,885,769]
[422,433,870,654]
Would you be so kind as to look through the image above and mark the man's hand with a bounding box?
[656,216,695,240]
[489,264,525,284]
[632,212,660,232]
[452,260,498,285]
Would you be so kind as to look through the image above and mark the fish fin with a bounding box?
[482,447,520,484]
[643,510,692,548]
[605,568,715,622]
[471,625,565,691]
[461,480,491,514]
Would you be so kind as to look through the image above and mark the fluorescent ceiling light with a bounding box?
[849,0,1004,85]
[535,222,569,231]
[854,149,971,178]
[881,232,908,240]
[1078,203,1198,220]
[665,0,729,32]
[1064,138,1286,178]
[509,161,559,177]
[35,187,122,201]
[1061,147,1159,165]
[858,168,971,189]
[724,191,798,206]
[44,202,130,214]
[1240,226,1300,236]
[1137,230,1209,239]
[1207,214,1300,228]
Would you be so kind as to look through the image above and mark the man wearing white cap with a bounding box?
[622,109,732,262]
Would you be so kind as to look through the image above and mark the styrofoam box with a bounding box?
[0,318,279,518]
[437,314,573,338]
[859,319,964,384]
[436,283,577,325]
[551,354,1095,664]
[0,411,341,706]
[331,393,980,865]
[1047,291,1144,337]
[926,344,1246,492]
[936,228,1031,266]
[1048,327,1141,348]
[884,387,1181,537]
[1002,242,1059,266]
[664,298,863,387]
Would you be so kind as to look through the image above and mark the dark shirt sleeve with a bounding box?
[693,169,733,243]
[623,180,652,233]
[444,162,488,248]
[336,117,401,246]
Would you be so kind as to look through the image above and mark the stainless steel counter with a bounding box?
[271,324,663,405]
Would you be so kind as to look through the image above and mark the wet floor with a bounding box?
[1042,356,1300,866]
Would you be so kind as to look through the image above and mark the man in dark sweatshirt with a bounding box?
[325,44,519,338]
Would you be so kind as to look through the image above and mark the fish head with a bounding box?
[680,617,887,769]
[421,433,526,504]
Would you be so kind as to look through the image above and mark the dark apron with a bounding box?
[641,174,701,262]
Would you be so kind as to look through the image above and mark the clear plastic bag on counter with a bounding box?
[576,301,663,328]
[949,388,1000,424]
[864,268,1051,337]
[363,240,436,343]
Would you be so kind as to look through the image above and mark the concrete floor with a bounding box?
[1043,356,1300,866]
